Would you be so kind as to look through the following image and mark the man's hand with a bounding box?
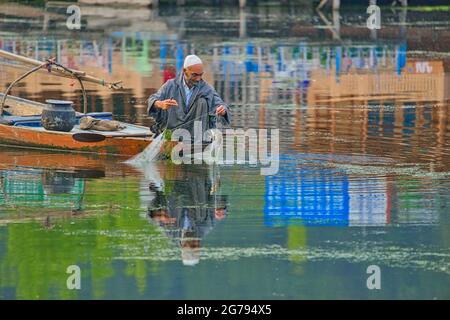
[216,105,227,116]
[155,98,178,110]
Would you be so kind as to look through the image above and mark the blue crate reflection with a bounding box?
[264,156,349,227]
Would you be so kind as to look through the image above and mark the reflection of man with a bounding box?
[147,55,231,137]
[180,230,201,266]
[149,209,176,225]
[146,165,228,266]
[215,207,227,221]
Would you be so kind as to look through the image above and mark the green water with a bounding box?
[0,2,449,299]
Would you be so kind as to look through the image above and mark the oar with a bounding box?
[72,132,152,142]
[0,49,122,89]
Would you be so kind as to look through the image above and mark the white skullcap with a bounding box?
[182,257,200,266]
[181,246,200,266]
[183,55,203,68]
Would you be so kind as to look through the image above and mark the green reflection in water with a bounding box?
[0,176,171,299]
[0,169,84,216]
[287,225,307,274]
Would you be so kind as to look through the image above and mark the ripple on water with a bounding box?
[111,242,450,275]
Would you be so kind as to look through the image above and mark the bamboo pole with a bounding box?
[0,49,122,89]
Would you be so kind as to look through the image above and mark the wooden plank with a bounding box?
[0,93,45,116]
[79,0,154,6]
[0,122,152,156]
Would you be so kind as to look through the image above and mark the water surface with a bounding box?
[0,2,449,299]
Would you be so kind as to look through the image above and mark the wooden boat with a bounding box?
[0,93,153,157]
[0,147,148,224]
[0,49,156,157]
[0,146,125,174]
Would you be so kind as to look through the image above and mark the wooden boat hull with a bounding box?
[0,123,152,156]
[0,147,145,177]
[0,93,154,156]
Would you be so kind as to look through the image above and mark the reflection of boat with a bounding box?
[0,147,149,226]
[0,94,153,157]
[0,147,103,173]
[0,146,145,177]
[0,168,85,211]
[0,149,106,214]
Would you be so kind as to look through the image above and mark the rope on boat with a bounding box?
[0,58,88,118]
[50,59,88,115]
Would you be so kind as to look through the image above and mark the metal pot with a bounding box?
[42,99,76,132]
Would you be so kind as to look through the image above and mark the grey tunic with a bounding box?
[147,73,231,137]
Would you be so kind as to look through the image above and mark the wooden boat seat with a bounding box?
[1,112,113,126]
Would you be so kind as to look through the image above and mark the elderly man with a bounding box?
[147,55,231,138]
